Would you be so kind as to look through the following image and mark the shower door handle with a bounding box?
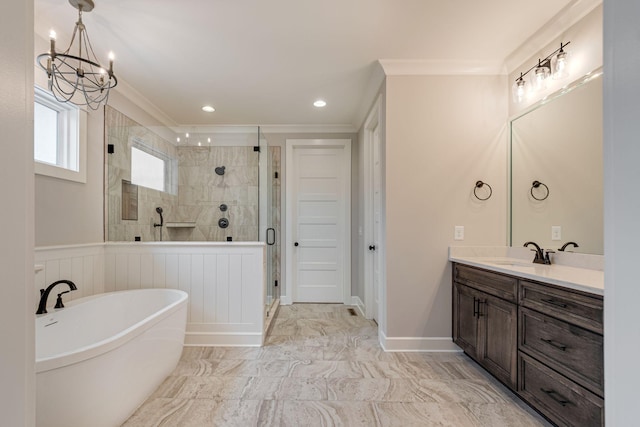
[266,228,275,245]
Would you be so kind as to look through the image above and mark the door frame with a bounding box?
[285,139,352,305]
[363,96,384,322]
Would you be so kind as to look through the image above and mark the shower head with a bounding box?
[156,207,163,214]
[215,166,226,176]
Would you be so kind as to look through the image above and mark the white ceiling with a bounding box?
[34,0,576,128]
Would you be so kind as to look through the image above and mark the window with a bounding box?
[130,138,176,194]
[34,86,87,183]
[131,146,165,192]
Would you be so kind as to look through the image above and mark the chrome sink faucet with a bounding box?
[36,280,77,315]
[523,241,553,265]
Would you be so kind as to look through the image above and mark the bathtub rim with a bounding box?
[36,288,188,374]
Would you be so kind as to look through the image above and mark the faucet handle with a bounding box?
[544,250,555,265]
[54,291,71,309]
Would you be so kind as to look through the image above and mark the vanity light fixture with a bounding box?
[36,0,117,110]
[202,105,215,113]
[512,41,571,103]
[313,100,327,108]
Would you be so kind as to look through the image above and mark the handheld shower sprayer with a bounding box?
[154,207,164,227]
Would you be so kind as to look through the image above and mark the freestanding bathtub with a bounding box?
[36,288,188,427]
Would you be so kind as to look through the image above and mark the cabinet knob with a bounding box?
[294,242,299,247]
[369,245,376,251]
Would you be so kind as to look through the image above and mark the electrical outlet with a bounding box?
[454,226,464,241]
[551,226,562,241]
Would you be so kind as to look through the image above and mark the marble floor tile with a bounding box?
[276,400,379,427]
[123,303,551,427]
[288,360,365,379]
[373,402,478,427]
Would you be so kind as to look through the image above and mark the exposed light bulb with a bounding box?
[532,60,550,91]
[552,48,569,80]
[176,137,181,143]
[49,29,57,40]
[513,75,526,103]
[207,137,211,143]
[185,133,189,138]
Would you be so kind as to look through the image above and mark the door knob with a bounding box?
[369,245,376,251]
[294,242,299,247]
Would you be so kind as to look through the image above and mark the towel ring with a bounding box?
[474,180,492,201]
[530,180,549,201]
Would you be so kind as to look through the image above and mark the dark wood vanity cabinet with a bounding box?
[452,263,604,427]
[453,264,518,389]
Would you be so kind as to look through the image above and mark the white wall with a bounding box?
[603,1,640,424]
[0,0,35,425]
[382,74,508,349]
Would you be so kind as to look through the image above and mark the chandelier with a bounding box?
[36,0,117,110]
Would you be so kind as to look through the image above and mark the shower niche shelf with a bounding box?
[165,222,196,228]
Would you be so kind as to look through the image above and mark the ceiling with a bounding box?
[34,0,576,129]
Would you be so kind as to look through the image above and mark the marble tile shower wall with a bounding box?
[105,107,265,243]
[173,146,260,242]
[106,106,178,242]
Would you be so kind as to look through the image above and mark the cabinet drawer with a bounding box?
[519,280,603,334]
[519,352,604,427]
[519,307,603,396]
[454,264,517,303]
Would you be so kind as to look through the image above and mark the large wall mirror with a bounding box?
[510,72,603,255]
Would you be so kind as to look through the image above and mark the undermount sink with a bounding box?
[487,260,536,268]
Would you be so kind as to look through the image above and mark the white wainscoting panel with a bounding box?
[105,243,266,346]
[35,242,266,346]
[34,244,105,311]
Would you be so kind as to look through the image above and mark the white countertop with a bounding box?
[449,252,604,296]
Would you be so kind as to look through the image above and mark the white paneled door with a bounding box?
[286,140,351,303]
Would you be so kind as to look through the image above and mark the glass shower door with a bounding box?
[259,127,279,318]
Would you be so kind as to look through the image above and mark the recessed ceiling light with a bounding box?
[313,100,327,108]
[202,105,215,113]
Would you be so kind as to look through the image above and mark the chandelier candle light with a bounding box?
[37,0,117,110]
[512,41,570,104]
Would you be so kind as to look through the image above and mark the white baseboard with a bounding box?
[350,296,366,317]
[280,295,292,305]
[184,331,263,347]
[379,330,462,352]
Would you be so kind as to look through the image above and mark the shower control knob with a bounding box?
[369,245,376,251]
[294,242,299,247]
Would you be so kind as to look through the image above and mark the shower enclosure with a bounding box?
[104,106,280,318]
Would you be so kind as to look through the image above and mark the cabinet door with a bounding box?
[478,293,518,389]
[453,282,480,360]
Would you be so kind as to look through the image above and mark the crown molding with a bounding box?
[259,124,357,134]
[173,124,357,134]
[114,79,178,129]
[504,0,602,74]
[378,59,507,76]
